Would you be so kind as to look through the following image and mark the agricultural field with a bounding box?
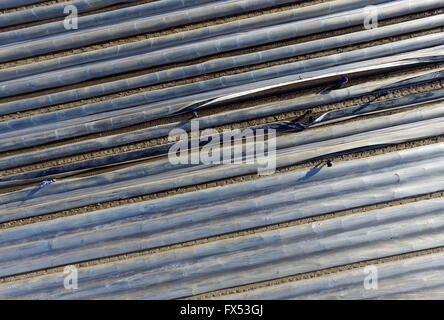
[0,0,443,300]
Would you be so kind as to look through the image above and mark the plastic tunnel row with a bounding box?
[2,57,444,142]
[2,98,443,187]
[0,114,443,223]
[3,142,443,248]
[3,0,436,96]
[1,97,443,191]
[0,0,209,29]
[69,198,444,300]
[0,0,392,64]
[5,142,444,250]
[0,0,324,45]
[1,56,443,154]
[0,196,443,298]
[0,0,47,10]
[0,0,305,62]
[1,34,441,120]
[217,250,444,299]
[0,71,441,178]
[0,147,443,278]
[1,0,444,300]
[3,105,444,195]
[4,1,444,103]
[0,0,388,81]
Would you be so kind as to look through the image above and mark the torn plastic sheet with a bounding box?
[0,117,442,222]
[1,100,444,187]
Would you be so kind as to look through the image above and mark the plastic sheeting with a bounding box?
[0,0,302,62]
[2,143,443,245]
[0,78,440,175]
[1,60,444,153]
[217,251,444,299]
[0,40,439,120]
[0,0,206,29]
[0,0,389,75]
[1,0,443,301]
[1,196,443,299]
[0,117,442,223]
[0,153,443,278]
[2,61,443,143]
[1,100,443,189]
[0,0,46,10]
[6,4,443,97]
